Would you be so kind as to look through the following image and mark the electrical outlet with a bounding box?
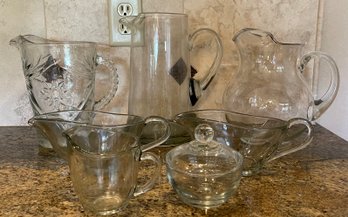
[108,0,142,46]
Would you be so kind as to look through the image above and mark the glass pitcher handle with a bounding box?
[141,116,171,152]
[94,55,119,110]
[133,152,161,196]
[268,118,313,162]
[189,28,223,105]
[299,51,339,120]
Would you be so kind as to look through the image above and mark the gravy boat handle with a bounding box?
[269,118,313,161]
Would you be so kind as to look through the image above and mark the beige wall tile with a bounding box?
[44,0,109,43]
[142,0,183,13]
[184,0,320,65]
[0,0,46,125]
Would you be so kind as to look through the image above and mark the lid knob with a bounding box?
[194,124,214,143]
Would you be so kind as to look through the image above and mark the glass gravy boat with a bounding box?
[29,110,170,160]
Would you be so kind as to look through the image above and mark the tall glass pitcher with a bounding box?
[223,28,339,121]
[121,13,223,119]
[10,35,119,153]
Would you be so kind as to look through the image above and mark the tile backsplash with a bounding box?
[0,0,321,125]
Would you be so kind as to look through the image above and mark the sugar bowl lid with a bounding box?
[165,124,243,175]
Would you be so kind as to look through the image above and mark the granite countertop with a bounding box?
[0,125,347,217]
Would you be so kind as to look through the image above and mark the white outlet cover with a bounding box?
[108,0,142,46]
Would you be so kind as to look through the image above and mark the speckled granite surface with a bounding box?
[0,125,347,217]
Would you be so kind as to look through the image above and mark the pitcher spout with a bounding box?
[233,28,304,46]
[28,115,71,160]
[9,34,50,49]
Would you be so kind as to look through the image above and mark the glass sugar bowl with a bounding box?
[165,124,243,210]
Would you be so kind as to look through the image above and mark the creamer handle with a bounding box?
[134,152,161,196]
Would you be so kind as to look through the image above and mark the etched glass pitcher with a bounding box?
[223,28,339,121]
[10,35,119,153]
[121,13,223,119]
[10,35,119,114]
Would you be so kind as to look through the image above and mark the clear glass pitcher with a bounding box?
[10,35,119,153]
[10,35,119,114]
[121,13,223,119]
[223,28,339,121]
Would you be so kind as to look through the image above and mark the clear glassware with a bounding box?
[166,124,243,210]
[65,126,161,215]
[10,35,119,153]
[174,109,313,176]
[223,28,339,121]
[121,12,223,118]
[29,110,170,160]
[121,12,223,144]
